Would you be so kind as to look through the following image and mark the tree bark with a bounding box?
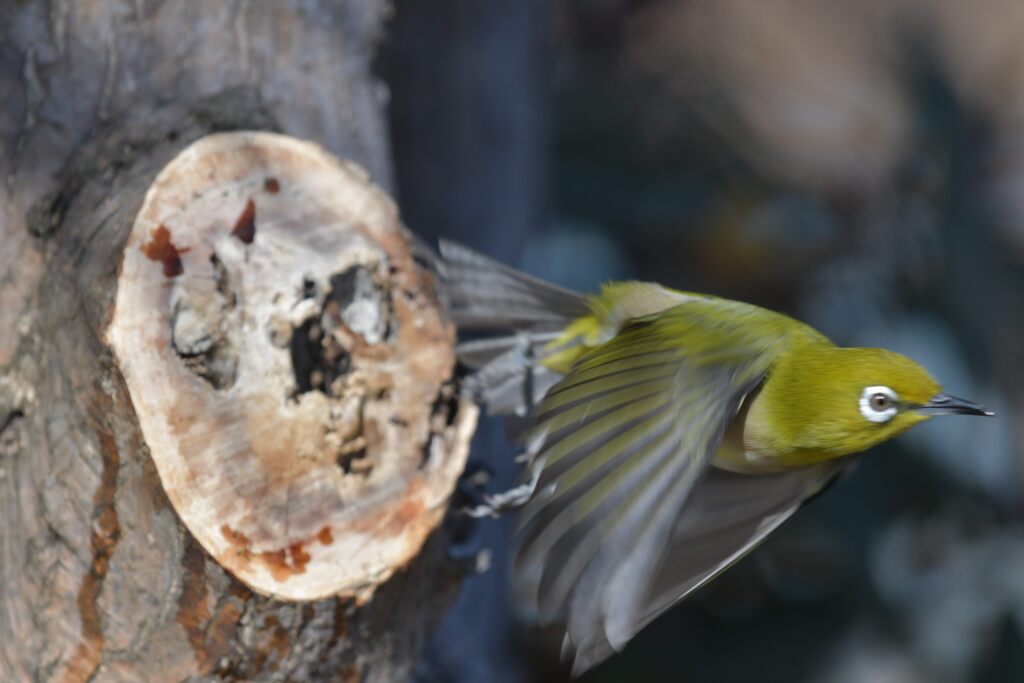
[0,3,471,682]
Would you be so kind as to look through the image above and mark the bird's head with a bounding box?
[762,346,993,458]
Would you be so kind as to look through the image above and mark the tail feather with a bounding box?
[438,239,589,331]
[437,240,588,417]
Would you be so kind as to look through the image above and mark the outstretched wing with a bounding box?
[566,461,848,673]
[511,298,799,672]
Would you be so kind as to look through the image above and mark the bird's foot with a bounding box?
[459,466,539,518]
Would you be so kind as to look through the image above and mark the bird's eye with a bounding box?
[869,393,891,411]
[859,385,899,423]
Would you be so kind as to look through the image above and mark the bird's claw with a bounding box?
[458,465,540,518]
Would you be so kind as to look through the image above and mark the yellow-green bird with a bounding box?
[437,240,993,676]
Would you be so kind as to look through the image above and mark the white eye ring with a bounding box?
[860,386,899,423]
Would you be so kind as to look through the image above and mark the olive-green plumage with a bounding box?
[438,240,992,676]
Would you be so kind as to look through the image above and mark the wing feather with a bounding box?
[512,302,793,669]
[533,416,685,618]
[538,359,677,414]
[516,405,677,561]
[643,463,846,619]
[565,462,847,673]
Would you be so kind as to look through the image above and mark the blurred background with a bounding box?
[383,1,1024,681]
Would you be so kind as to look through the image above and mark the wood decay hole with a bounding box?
[0,409,25,459]
[163,227,452,479]
[289,265,401,480]
[172,253,239,390]
[428,383,460,452]
[289,265,395,398]
[0,409,23,435]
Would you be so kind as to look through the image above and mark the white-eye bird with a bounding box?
[437,240,993,676]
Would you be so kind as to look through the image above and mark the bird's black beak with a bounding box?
[915,393,995,417]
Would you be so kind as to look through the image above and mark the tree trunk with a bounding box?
[0,3,473,682]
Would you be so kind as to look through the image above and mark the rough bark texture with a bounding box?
[0,3,469,682]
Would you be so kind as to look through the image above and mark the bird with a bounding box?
[435,239,994,676]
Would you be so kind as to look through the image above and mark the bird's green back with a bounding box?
[540,281,946,468]
[538,281,824,375]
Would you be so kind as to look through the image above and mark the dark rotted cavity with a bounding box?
[173,319,238,391]
[301,276,317,300]
[288,278,319,395]
[431,382,459,428]
[421,382,459,467]
[181,345,238,390]
[337,448,370,475]
[172,253,239,390]
[0,409,23,435]
[290,314,341,395]
[289,266,390,398]
[211,253,237,308]
[290,276,348,397]
[327,267,390,343]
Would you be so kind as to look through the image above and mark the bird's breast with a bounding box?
[711,389,833,474]
[711,422,789,473]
